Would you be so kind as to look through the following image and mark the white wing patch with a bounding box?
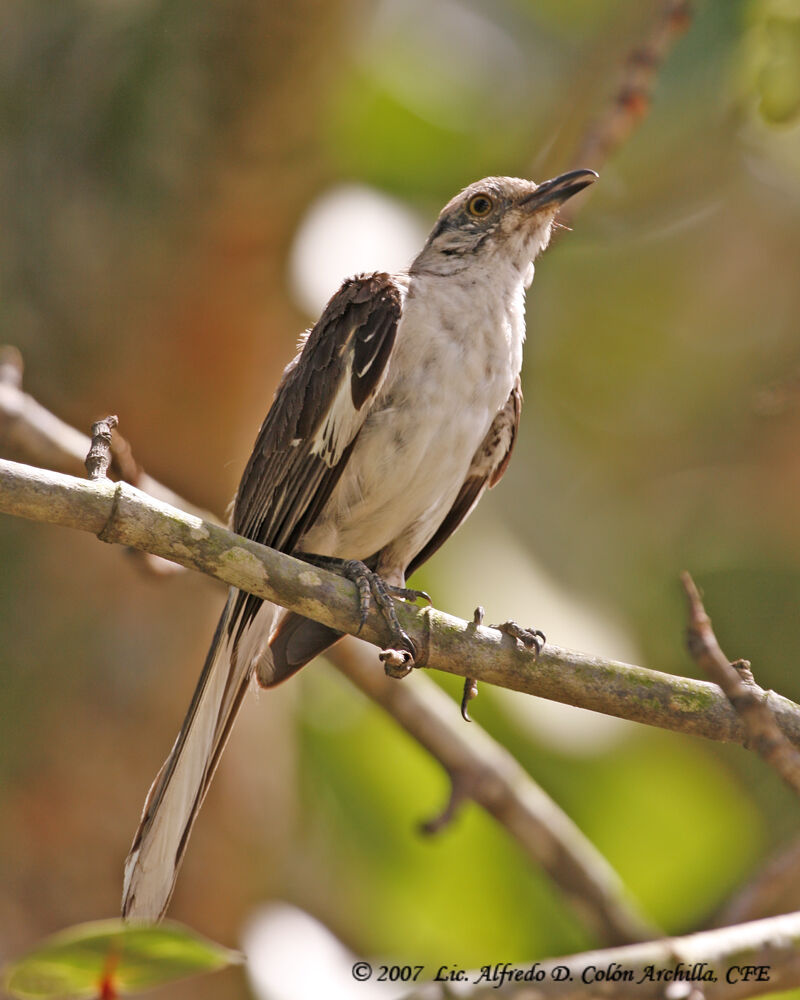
[309,355,362,468]
[309,320,392,468]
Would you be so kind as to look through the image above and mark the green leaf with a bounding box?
[3,919,241,999]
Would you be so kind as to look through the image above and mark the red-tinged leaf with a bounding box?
[4,919,241,999]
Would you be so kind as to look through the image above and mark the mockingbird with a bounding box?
[122,168,598,921]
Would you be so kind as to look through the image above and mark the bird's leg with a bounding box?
[300,554,430,675]
[491,620,546,656]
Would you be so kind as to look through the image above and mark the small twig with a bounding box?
[572,0,692,170]
[85,415,119,481]
[682,571,800,797]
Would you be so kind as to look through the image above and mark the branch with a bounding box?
[328,638,658,946]
[545,0,692,228]
[403,911,800,1000]
[571,1,692,170]
[682,572,800,796]
[4,456,800,754]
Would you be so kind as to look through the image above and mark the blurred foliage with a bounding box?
[746,0,800,124]
[4,920,238,999]
[2,1,800,998]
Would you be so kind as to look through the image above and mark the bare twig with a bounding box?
[85,415,118,481]
[329,637,658,946]
[682,572,800,796]
[403,910,800,1000]
[571,1,692,171]
[546,0,693,229]
[4,457,800,754]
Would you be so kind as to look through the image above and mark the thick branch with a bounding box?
[328,638,658,946]
[404,910,800,1000]
[3,456,800,752]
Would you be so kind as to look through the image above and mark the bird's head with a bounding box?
[411,170,597,278]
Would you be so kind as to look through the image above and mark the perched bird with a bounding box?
[122,168,597,921]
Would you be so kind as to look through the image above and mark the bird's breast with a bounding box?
[300,270,526,564]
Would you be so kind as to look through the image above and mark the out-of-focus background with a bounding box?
[2,0,800,997]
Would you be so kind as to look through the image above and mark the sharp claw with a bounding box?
[492,620,547,656]
[386,584,432,606]
[460,677,478,721]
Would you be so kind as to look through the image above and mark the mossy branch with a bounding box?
[3,455,800,753]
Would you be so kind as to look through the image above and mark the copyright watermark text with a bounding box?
[350,960,773,987]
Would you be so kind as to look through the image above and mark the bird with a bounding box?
[122,168,598,922]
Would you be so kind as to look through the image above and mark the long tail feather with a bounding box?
[122,593,276,921]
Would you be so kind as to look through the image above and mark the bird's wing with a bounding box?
[406,378,522,578]
[230,272,402,638]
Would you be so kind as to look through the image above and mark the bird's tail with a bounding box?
[122,592,276,922]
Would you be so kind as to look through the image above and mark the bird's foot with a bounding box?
[492,620,546,656]
[302,555,430,677]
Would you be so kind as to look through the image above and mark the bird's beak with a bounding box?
[520,168,598,212]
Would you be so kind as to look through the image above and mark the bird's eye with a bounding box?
[467,194,493,218]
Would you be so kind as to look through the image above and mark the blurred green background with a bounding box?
[2,0,800,997]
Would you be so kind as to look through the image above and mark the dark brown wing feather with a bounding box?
[229,272,402,637]
[406,378,522,578]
